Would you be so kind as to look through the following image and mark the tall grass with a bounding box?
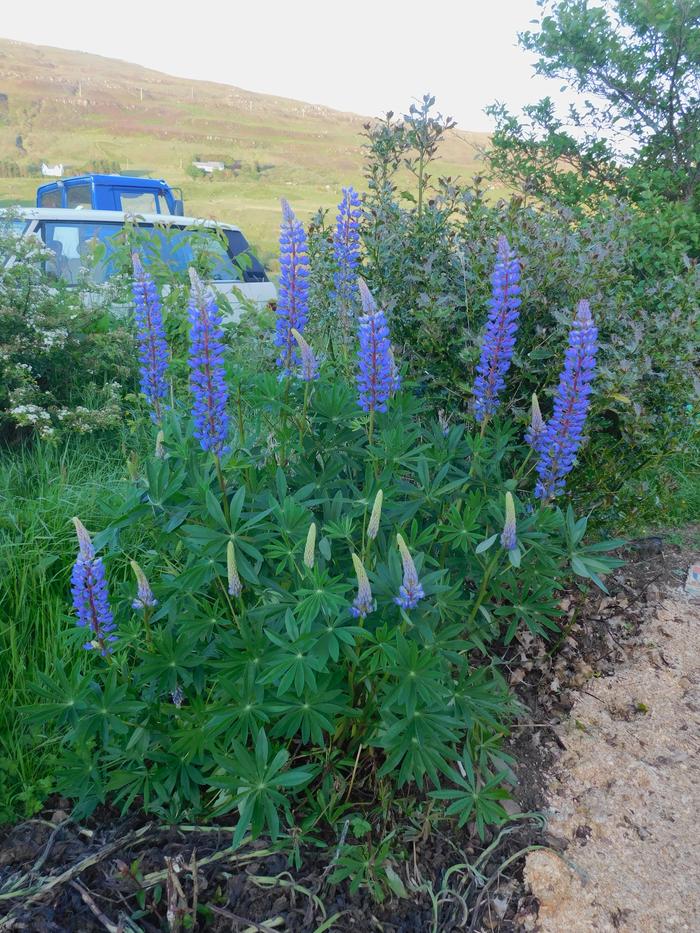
[0,437,129,819]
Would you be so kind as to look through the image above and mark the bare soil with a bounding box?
[0,529,697,932]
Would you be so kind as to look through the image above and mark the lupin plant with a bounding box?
[473,236,521,424]
[275,198,311,375]
[356,279,398,437]
[31,197,621,869]
[535,300,598,500]
[333,186,362,336]
[132,252,170,424]
[69,518,116,655]
[188,269,230,457]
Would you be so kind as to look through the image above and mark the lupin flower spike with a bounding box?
[275,199,310,375]
[188,268,230,456]
[227,540,242,597]
[525,393,545,453]
[473,236,521,422]
[395,533,425,610]
[367,490,383,540]
[132,253,170,424]
[500,492,517,551]
[356,279,396,414]
[351,553,375,619]
[70,517,116,655]
[333,186,362,324]
[291,328,319,382]
[535,300,598,501]
[130,560,157,610]
[304,522,317,569]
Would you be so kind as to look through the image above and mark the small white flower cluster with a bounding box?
[9,403,55,438]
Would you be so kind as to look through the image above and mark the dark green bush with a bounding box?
[316,102,699,512]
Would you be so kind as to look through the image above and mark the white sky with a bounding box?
[1,0,570,132]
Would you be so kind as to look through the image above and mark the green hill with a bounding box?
[0,38,489,259]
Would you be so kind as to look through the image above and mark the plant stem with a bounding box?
[467,551,500,628]
[215,455,230,524]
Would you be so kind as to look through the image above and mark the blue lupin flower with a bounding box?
[357,279,395,414]
[351,553,375,619]
[132,253,170,424]
[333,186,362,319]
[395,533,425,610]
[535,300,598,500]
[188,269,230,456]
[275,199,310,375]
[70,518,116,655]
[473,236,522,422]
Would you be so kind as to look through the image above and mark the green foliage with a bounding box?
[486,0,700,208]
[346,99,699,514]
[27,338,619,843]
[0,436,134,820]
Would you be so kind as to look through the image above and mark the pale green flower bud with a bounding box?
[304,522,317,569]
[367,490,383,540]
[227,540,242,597]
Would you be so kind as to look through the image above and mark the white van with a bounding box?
[1,207,277,318]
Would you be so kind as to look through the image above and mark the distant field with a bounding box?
[0,38,490,261]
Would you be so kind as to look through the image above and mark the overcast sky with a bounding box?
[1,0,569,131]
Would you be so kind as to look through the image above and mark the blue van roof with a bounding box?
[52,174,171,188]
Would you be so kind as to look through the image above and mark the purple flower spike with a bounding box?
[333,186,362,320]
[473,236,521,422]
[132,253,169,424]
[394,534,425,610]
[70,518,116,655]
[188,269,230,456]
[535,300,598,501]
[275,199,310,375]
[351,553,375,619]
[357,280,396,414]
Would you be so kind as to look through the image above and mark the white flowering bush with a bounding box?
[0,220,137,440]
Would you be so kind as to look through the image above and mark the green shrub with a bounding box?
[317,101,699,512]
[28,280,618,844]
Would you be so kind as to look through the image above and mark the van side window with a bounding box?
[38,188,62,208]
[118,191,159,214]
[224,230,268,282]
[38,220,122,284]
[66,184,92,210]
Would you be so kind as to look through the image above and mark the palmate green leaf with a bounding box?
[294,569,350,626]
[311,616,366,664]
[374,707,459,787]
[23,661,89,728]
[70,675,145,746]
[210,730,314,846]
[430,748,510,840]
[262,616,328,697]
[268,688,352,745]
[380,635,448,717]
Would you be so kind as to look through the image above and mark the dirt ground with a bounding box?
[523,576,700,932]
[0,530,698,931]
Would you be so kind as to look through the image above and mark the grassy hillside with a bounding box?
[0,38,489,259]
